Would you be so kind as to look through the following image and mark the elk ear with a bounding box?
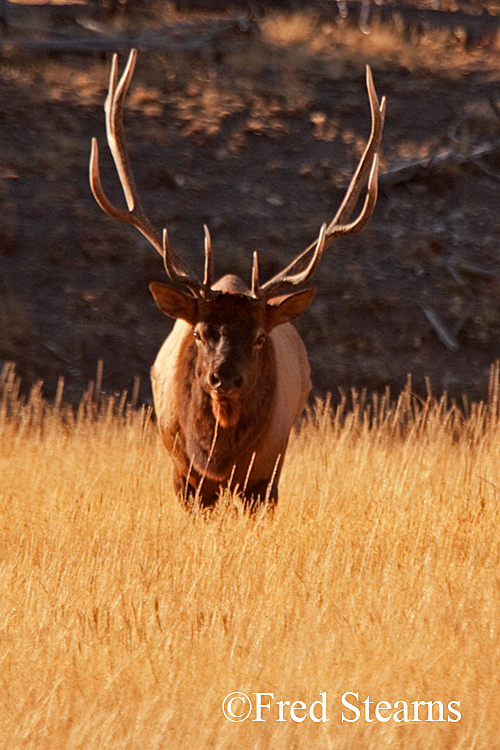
[149,282,199,324]
[265,288,317,331]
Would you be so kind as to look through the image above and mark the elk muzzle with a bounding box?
[208,366,244,395]
[206,347,247,427]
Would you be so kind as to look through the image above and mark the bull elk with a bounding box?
[89,50,385,510]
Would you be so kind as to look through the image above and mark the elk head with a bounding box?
[149,245,320,427]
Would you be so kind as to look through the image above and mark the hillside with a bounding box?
[2,6,500,403]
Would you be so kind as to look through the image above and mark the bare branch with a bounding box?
[422,307,459,352]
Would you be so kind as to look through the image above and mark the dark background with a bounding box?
[2,0,500,406]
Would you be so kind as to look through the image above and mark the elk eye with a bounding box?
[254,332,266,348]
[193,329,202,342]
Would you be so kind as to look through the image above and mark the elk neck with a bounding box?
[175,309,277,481]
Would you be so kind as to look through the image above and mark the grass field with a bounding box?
[0,361,499,748]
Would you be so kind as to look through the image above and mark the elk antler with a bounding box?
[255,66,385,301]
[90,52,384,305]
[89,49,214,300]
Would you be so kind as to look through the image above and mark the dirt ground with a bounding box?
[2,7,500,406]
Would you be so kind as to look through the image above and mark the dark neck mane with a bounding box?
[175,335,277,481]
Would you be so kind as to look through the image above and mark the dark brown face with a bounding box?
[193,294,268,400]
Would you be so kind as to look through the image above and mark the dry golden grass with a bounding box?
[1,362,500,748]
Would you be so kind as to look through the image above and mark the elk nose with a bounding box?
[209,371,244,393]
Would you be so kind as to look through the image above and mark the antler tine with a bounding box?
[105,49,138,214]
[162,229,206,298]
[326,151,379,240]
[251,252,260,298]
[258,66,385,299]
[90,49,205,298]
[259,223,327,300]
[328,65,385,230]
[202,225,214,298]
